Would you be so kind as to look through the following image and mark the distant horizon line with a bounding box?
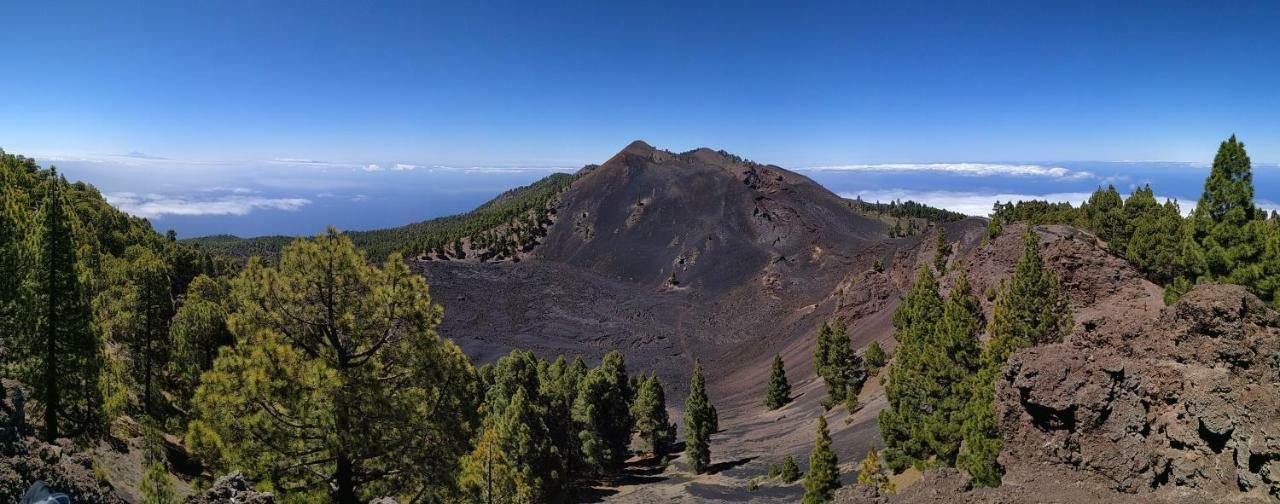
[18,149,1279,174]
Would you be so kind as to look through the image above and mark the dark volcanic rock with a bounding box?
[0,380,124,503]
[185,472,274,503]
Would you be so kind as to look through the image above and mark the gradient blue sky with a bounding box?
[3,1,1279,237]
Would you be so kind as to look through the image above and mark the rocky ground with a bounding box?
[0,380,124,503]
[835,282,1280,503]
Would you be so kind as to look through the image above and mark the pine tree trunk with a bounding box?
[334,455,357,504]
[42,250,58,442]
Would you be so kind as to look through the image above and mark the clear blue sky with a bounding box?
[4,0,1278,166]
[4,1,1280,238]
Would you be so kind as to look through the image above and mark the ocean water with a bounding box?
[42,155,1280,238]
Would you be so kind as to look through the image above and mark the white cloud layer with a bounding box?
[841,189,1096,216]
[804,163,1094,180]
[106,192,310,219]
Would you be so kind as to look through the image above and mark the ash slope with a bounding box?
[418,140,922,395]
[414,140,982,501]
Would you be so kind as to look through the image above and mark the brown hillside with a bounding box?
[416,142,1171,502]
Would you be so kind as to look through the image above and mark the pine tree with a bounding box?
[879,266,943,471]
[957,227,1069,488]
[1082,185,1126,247]
[573,350,634,476]
[459,427,518,503]
[684,359,715,474]
[1120,184,1159,255]
[920,269,983,466]
[780,455,800,483]
[863,341,886,370]
[856,448,894,494]
[632,374,675,459]
[815,320,862,403]
[188,229,479,503]
[500,388,570,502]
[985,227,1072,361]
[1127,198,1184,284]
[24,173,101,441]
[765,354,791,410]
[538,355,585,480]
[125,247,174,418]
[140,462,178,504]
[957,365,1003,488]
[934,227,952,272]
[169,275,232,409]
[802,415,840,504]
[477,350,575,502]
[1182,135,1271,302]
[0,181,25,370]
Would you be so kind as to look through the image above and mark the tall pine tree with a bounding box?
[631,373,675,460]
[25,172,101,441]
[985,227,1072,359]
[1182,135,1271,303]
[765,354,791,410]
[920,269,983,466]
[0,178,25,369]
[801,415,840,504]
[684,359,715,474]
[879,266,943,471]
[573,350,634,476]
[815,320,861,403]
[169,274,232,410]
[934,227,952,272]
[125,247,174,418]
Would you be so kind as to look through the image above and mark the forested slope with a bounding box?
[185,171,579,261]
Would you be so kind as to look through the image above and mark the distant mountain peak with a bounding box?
[621,140,656,155]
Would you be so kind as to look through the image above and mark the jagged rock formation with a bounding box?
[838,284,1280,503]
[1000,284,1280,500]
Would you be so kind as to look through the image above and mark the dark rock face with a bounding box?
[0,381,124,504]
[997,285,1280,500]
[185,472,274,504]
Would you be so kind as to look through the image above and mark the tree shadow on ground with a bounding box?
[706,455,756,474]
[577,456,674,503]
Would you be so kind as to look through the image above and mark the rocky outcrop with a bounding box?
[0,380,124,503]
[838,282,1280,504]
[185,472,274,504]
[998,284,1280,500]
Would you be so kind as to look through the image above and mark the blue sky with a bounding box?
[3,1,1279,237]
